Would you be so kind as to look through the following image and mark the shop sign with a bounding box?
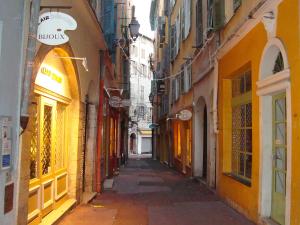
[37,12,77,46]
[109,96,122,108]
[40,67,62,83]
[178,109,192,121]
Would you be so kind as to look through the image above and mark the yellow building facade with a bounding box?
[217,0,300,224]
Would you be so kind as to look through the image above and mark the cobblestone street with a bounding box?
[58,158,255,225]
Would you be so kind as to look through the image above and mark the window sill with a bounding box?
[223,173,251,187]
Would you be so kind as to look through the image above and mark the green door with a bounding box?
[271,93,286,225]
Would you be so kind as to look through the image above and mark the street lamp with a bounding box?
[129,6,140,41]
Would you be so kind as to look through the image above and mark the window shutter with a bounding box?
[184,0,191,39]
[175,76,180,100]
[176,15,180,56]
[172,78,176,103]
[181,1,185,40]
[188,60,192,90]
[180,65,185,94]
[213,0,225,29]
[196,1,203,46]
[170,25,175,61]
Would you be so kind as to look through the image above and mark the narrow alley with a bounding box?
[58,158,254,225]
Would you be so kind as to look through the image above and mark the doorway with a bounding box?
[271,93,286,225]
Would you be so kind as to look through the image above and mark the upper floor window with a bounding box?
[207,0,214,30]
[196,0,203,46]
[233,0,242,12]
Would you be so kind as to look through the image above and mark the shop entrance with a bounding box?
[25,48,77,225]
[28,95,68,222]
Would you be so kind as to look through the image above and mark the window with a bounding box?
[231,71,252,182]
[184,60,192,92]
[175,76,180,100]
[233,0,242,12]
[180,66,185,94]
[171,79,176,103]
[273,52,284,74]
[207,0,214,30]
[196,0,203,46]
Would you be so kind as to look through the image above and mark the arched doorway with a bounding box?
[130,133,137,154]
[194,97,208,180]
[258,38,291,225]
[23,46,80,224]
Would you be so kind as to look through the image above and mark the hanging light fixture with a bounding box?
[128,5,140,41]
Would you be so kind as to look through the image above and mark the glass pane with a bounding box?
[246,103,252,127]
[245,154,252,179]
[55,104,65,170]
[275,98,285,122]
[273,52,284,74]
[246,129,252,153]
[275,123,286,145]
[275,148,285,170]
[42,105,52,175]
[29,102,38,179]
[275,171,285,194]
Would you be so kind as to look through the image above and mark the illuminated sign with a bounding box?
[40,67,62,83]
[37,12,77,46]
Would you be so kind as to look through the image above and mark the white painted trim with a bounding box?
[258,38,291,225]
[217,0,283,59]
[257,70,289,91]
[42,179,54,209]
[55,172,68,200]
[27,185,41,222]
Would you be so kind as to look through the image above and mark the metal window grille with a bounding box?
[231,71,252,181]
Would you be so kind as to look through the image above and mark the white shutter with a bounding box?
[175,76,180,100]
[184,0,191,39]
[181,1,185,40]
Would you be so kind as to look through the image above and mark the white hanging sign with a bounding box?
[37,12,77,46]
[178,109,192,121]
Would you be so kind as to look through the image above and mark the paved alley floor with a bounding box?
[58,159,255,225]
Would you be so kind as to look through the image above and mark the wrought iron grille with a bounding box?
[42,105,52,175]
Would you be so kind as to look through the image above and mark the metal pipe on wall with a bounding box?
[20,0,41,130]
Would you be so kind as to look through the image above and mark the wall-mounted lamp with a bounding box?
[129,6,140,41]
[57,56,89,72]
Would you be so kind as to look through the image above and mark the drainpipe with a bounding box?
[96,51,105,193]
[212,57,219,134]
[20,0,41,130]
